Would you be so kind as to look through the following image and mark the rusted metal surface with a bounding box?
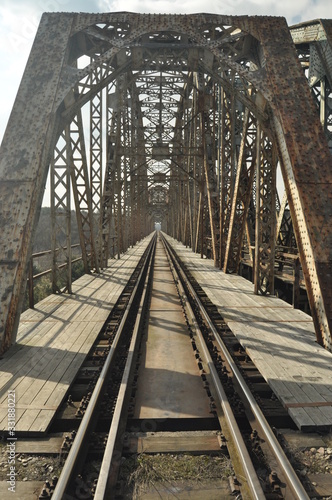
[251,17,332,348]
[254,130,277,296]
[0,14,74,353]
[223,110,256,273]
[291,20,332,152]
[0,12,331,354]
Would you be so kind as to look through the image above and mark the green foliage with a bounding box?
[32,276,53,304]
[23,275,52,311]
[72,260,85,281]
[23,261,86,311]
[33,207,80,252]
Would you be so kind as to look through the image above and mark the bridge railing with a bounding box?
[26,244,82,309]
[26,236,119,309]
[239,246,308,311]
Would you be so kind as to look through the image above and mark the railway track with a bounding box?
[1,233,331,499]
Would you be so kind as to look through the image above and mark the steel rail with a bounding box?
[94,236,155,498]
[51,235,156,500]
[162,236,264,500]
[163,234,310,500]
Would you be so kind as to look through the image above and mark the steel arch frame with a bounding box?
[0,12,331,354]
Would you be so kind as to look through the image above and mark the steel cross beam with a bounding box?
[0,12,331,354]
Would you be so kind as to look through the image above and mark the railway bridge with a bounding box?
[1,12,332,498]
[1,13,332,354]
[4,12,332,353]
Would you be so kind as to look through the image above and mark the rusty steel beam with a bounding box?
[90,88,103,214]
[223,109,257,274]
[69,111,99,274]
[291,20,332,154]
[249,17,332,348]
[199,81,221,266]
[254,129,277,296]
[0,14,74,352]
[219,87,238,269]
[99,95,117,267]
[276,191,297,251]
[51,127,72,294]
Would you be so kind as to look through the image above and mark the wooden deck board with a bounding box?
[0,235,153,433]
[0,322,62,404]
[165,234,332,430]
[12,322,91,410]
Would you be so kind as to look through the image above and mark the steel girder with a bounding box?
[99,85,118,266]
[0,13,332,354]
[0,15,74,352]
[254,129,277,295]
[223,109,257,274]
[50,125,72,294]
[254,17,332,349]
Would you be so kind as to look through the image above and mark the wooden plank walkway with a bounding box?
[0,235,153,433]
[164,234,332,431]
[133,238,213,420]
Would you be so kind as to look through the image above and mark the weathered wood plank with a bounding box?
[126,431,222,454]
[0,481,44,500]
[165,234,332,430]
[0,235,153,433]
[16,435,63,454]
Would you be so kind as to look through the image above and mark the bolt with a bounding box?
[269,471,279,487]
[250,429,258,441]
[229,476,240,494]
[62,435,71,448]
[38,487,50,499]
[209,401,216,412]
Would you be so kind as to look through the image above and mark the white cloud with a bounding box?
[97,0,326,23]
[0,3,40,53]
[0,4,41,139]
[300,0,332,22]
[0,0,332,139]
[0,0,101,139]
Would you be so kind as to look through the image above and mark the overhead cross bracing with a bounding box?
[0,13,331,355]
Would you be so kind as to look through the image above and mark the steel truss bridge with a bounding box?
[0,12,331,355]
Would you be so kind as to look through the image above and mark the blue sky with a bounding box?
[0,0,331,139]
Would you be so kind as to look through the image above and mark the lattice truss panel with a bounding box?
[0,13,331,354]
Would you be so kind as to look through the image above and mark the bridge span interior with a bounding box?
[1,232,332,434]
[0,14,331,363]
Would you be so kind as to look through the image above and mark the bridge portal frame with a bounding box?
[0,12,331,353]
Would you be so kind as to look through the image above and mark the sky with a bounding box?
[0,0,331,140]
